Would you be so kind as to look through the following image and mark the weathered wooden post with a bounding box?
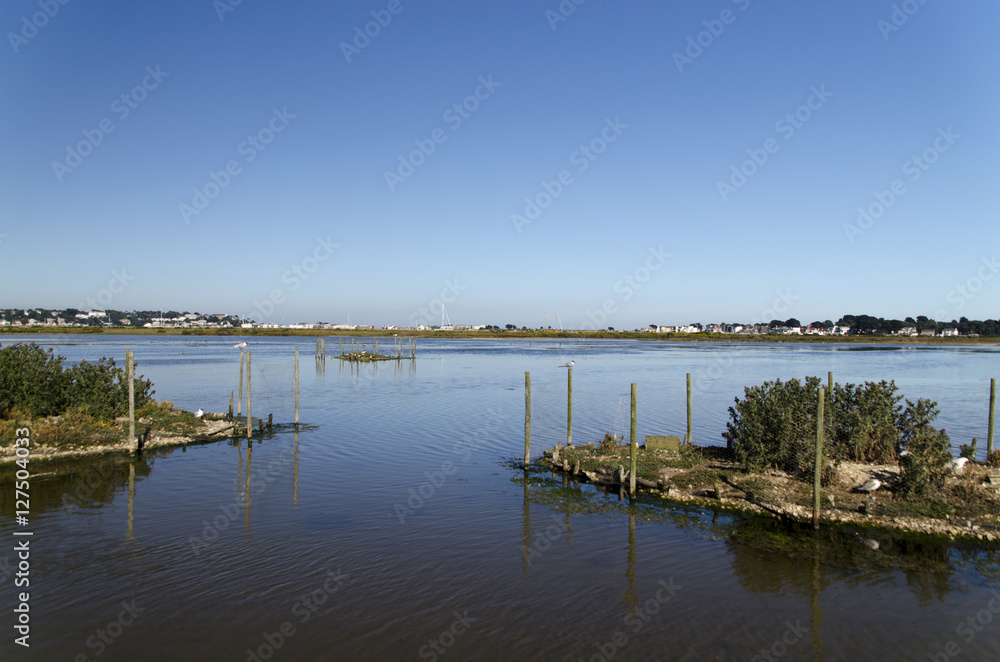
[246,350,252,440]
[524,371,531,468]
[127,349,135,450]
[988,378,996,457]
[630,383,637,496]
[237,350,244,417]
[813,386,825,530]
[229,391,234,420]
[294,349,300,426]
[567,367,573,446]
[686,372,692,446]
[827,371,834,434]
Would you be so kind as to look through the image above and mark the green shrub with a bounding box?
[0,343,68,417]
[65,357,154,421]
[0,343,154,422]
[724,377,950,489]
[897,398,952,498]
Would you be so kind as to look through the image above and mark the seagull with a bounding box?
[194,408,204,418]
[233,341,248,349]
[855,478,881,494]
[559,361,575,368]
[949,457,969,474]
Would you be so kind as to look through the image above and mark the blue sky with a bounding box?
[2,0,998,329]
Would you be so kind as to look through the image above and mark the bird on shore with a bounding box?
[855,478,881,494]
[194,408,204,418]
[233,341,247,349]
[949,457,969,474]
[559,361,575,368]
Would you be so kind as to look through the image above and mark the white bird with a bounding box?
[856,478,882,494]
[233,341,248,349]
[194,408,204,418]
[559,361,575,368]
[949,457,969,474]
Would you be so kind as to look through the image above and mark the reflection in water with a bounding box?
[127,462,136,541]
[625,509,637,614]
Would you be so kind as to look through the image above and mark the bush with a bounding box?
[0,343,154,422]
[724,377,950,489]
[897,398,952,498]
[65,357,155,421]
[0,343,68,417]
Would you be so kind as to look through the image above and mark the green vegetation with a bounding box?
[0,343,154,421]
[723,377,950,485]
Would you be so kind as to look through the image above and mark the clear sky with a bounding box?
[2,0,998,329]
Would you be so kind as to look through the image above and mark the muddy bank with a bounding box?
[540,442,1000,543]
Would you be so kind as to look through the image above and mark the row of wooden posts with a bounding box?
[229,349,303,439]
[523,369,998,529]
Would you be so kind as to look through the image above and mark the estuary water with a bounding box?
[1,335,999,661]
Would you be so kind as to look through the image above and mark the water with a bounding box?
[1,335,999,660]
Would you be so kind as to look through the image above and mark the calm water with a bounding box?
[2,335,999,661]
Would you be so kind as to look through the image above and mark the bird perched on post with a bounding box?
[233,341,248,349]
[558,361,575,368]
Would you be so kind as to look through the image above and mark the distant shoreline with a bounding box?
[1,326,997,345]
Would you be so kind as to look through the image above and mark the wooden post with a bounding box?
[686,372,692,446]
[630,383,637,496]
[989,378,996,458]
[813,386,825,530]
[828,371,833,392]
[229,391,233,420]
[237,350,244,417]
[524,371,531,468]
[294,349,300,426]
[246,350,252,440]
[127,349,135,450]
[827,371,834,436]
[567,367,573,446]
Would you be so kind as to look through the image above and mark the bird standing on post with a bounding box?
[559,361,575,368]
[233,341,248,349]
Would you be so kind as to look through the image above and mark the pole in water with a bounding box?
[246,350,252,440]
[989,377,996,458]
[127,349,135,450]
[524,371,531,468]
[686,372,692,446]
[294,349,300,426]
[567,367,573,446]
[813,386,825,530]
[630,383,637,496]
[229,391,234,420]
[238,350,244,417]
